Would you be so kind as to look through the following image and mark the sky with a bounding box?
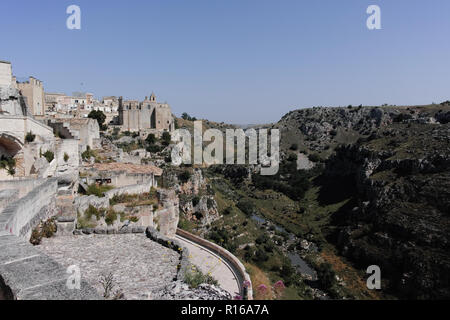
[1,0,450,124]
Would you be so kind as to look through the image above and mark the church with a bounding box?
[117,93,175,133]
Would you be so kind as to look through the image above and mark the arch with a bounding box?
[0,133,23,158]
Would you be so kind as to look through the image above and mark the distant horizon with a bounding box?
[2,0,450,123]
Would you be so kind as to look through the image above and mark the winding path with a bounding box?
[175,235,241,297]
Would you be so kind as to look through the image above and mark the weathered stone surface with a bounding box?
[82,228,94,235]
[20,279,99,300]
[56,220,75,237]
[132,226,146,234]
[0,234,100,300]
[0,189,19,212]
[152,281,232,300]
[93,228,106,235]
[74,195,109,216]
[156,189,179,239]
[36,234,180,300]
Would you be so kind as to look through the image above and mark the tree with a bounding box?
[317,263,337,289]
[161,131,171,146]
[181,113,196,121]
[145,133,156,145]
[88,110,107,130]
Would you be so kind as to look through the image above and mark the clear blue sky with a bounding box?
[1,0,449,123]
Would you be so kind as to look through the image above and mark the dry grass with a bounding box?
[244,262,274,300]
[320,248,383,300]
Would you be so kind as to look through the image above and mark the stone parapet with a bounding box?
[176,228,253,300]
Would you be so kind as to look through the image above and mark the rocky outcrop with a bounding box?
[275,105,450,155]
[153,281,232,300]
[323,122,450,299]
[168,169,220,226]
[157,189,180,238]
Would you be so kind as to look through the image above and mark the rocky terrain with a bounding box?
[153,281,231,300]
[271,102,450,299]
[274,103,449,158]
[323,123,450,299]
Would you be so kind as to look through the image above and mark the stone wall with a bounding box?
[74,195,110,215]
[104,180,155,200]
[55,139,80,193]
[0,116,54,143]
[16,77,45,116]
[0,190,19,213]
[84,171,155,189]
[0,178,45,199]
[0,178,58,239]
[0,61,12,87]
[146,227,191,282]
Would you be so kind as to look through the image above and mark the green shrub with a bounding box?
[105,209,125,225]
[145,133,157,145]
[287,153,298,162]
[25,131,36,143]
[43,150,55,163]
[184,266,218,289]
[161,131,171,146]
[317,263,337,290]
[206,198,215,209]
[237,199,255,217]
[308,153,320,163]
[84,205,103,221]
[64,152,70,162]
[85,184,114,197]
[129,216,139,223]
[253,248,269,263]
[29,218,57,246]
[82,146,96,161]
[88,110,107,130]
[178,170,192,183]
[0,155,16,176]
[192,196,200,207]
[146,144,163,153]
[223,206,232,215]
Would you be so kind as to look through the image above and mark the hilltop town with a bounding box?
[0,60,251,300]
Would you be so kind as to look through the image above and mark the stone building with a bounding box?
[47,118,100,152]
[16,77,45,116]
[0,60,12,87]
[0,61,62,179]
[118,93,175,133]
[44,92,66,112]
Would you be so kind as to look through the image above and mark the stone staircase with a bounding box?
[47,120,80,140]
[56,195,77,219]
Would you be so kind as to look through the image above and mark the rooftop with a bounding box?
[90,162,163,176]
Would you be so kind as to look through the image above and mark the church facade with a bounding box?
[118,93,175,133]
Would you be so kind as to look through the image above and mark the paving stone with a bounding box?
[20,279,100,300]
[36,234,180,300]
[0,255,67,292]
[0,242,41,265]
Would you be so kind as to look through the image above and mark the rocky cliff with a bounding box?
[322,121,450,299]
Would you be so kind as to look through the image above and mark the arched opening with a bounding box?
[0,133,22,158]
[0,133,23,178]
